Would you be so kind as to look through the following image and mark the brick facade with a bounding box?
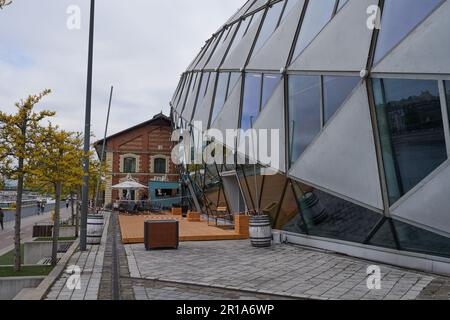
[95,114,178,205]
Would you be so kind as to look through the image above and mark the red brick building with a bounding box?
[95,113,178,205]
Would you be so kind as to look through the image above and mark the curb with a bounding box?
[131,276,320,300]
[13,239,80,300]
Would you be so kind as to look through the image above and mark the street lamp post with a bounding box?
[94,85,114,210]
[80,0,95,252]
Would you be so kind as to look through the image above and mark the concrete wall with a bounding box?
[24,241,73,265]
[0,277,45,300]
[58,226,77,238]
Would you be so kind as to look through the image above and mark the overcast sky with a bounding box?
[0,0,243,140]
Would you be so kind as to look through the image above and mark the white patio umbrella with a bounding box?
[112,174,148,200]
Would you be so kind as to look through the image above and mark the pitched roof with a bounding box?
[94,112,172,158]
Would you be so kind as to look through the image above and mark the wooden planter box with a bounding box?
[234,215,250,238]
[144,220,179,250]
[187,211,201,222]
[171,207,182,216]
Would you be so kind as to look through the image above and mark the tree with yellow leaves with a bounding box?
[0,90,54,272]
[28,124,83,266]
[0,0,12,9]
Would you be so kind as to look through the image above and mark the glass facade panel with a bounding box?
[228,72,241,98]
[393,220,450,258]
[373,78,447,204]
[445,81,450,120]
[285,181,383,244]
[323,76,360,123]
[292,0,336,60]
[176,73,191,110]
[252,1,285,55]
[280,0,300,22]
[241,73,262,131]
[288,75,321,166]
[210,73,230,124]
[336,0,348,12]
[228,15,253,55]
[367,219,398,250]
[238,165,264,214]
[261,74,282,110]
[197,32,222,68]
[374,0,443,64]
[192,72,210,119]
[259,174,287,228]
[276,181,301,231]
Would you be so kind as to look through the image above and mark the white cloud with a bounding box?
[0,0,243,140]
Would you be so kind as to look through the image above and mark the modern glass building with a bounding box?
[170,0,450,275]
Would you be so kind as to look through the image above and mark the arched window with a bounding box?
[154,158,167,174]
[124,157,137,173]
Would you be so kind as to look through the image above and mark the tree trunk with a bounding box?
[51,182,62,267]
[70,192,75,226]
[75,188,80,239]
[14,160,24,272]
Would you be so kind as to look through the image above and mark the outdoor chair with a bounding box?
[208,205,232,228]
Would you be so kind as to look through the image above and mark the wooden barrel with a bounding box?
[249,215,272,248]
[87,215,104,245]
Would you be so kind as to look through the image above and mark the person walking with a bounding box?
[0,208,4,231]
[41,201,46,215]
[66,199,69,209]
[37,200,41,215]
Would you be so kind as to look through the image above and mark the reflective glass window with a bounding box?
[123,157,137,174]
[198,33,222,68]
[323,76,360,123]
[261,74,282,109]
[174,75,186,107]
[193,72,211,119]
[178,73,193,112]
[227,15,253,54]
[287,181,384,245]
[367,219,398,250]
[210,73,230,124]
[373,78,447,204]
[241,73,263,131]
[181,73,198,114]
[393,219,450,258]
[280,0,300,22]
[154,158,167,174]
[292,0,336,60]
[252,1,285,55]
[336,0,348,12]
[445,81,450,120]
[228,72,241,98]
[374,0,443,64]
[288,75,321,166]
[259,174,288,229]
[241,73,281,131]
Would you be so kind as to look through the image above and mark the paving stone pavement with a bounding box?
[45,213,111,301]
[126,240,450,300]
